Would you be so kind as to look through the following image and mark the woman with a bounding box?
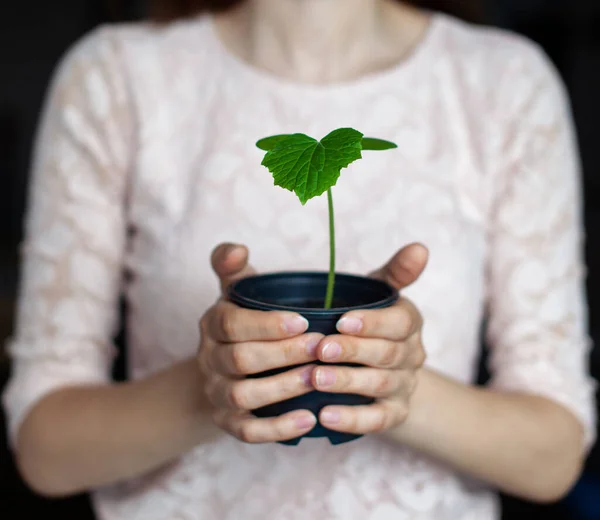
[3,0,596,518]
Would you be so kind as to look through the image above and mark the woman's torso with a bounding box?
[91,12,528,519]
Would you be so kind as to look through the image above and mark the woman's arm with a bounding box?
[390,42,596,503]
[1,28,214,496]
[17,240,328,497]
[387,369,584,503]
[16,359,214,497]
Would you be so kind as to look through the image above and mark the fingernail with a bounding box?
[337,317,363,334]
[295,414,317,430]
[321,409,341,425]
[321,342,342,361]
[283,315,309,335]
[305,336,321,357]
[301,366,314,387]
[316,368,336,387]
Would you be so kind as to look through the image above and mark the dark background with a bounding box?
[1,1,600,518]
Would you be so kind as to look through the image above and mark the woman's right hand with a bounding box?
[198,243,321,444]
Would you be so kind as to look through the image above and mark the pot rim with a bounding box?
[227,271,399,316]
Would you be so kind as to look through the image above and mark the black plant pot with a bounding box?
[227,272,398,446]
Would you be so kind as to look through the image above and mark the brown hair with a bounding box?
[151,0,483,23]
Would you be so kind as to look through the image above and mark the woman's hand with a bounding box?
[198,244,322,443]
[312,244,429,435]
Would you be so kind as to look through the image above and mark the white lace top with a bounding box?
[3,12,596,520]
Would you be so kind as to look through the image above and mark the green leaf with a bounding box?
[321,128,364,178]
[361,137,398,151]
[261,134,323,204]
[256,135,292,151]
[260,128,364,205]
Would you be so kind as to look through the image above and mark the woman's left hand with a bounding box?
[312,243,429,434]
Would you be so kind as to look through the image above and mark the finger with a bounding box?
[206,365,315,411]
[319,399,408,434]
[369,243,429,290]
[336,297,422,340]
[312,366,415,398]
[211,333,323,376]
[211,243,257,292]
[316,335,407,369]
[205,299,309,343]
[317,334,426,369]
[214,409,317,444]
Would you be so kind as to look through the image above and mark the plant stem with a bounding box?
[325,188,336,309]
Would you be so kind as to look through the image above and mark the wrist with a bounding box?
[383,368,483,446]
[383,368,429,444]
[142,358,215,447]
[179,358,214,440]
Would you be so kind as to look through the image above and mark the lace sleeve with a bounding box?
[485,42,597,450]
[2,27,133,447]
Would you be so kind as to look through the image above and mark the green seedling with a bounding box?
[257,128,397,309]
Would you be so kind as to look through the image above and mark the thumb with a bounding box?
[211,243,256,293]
[370,243,429,290]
